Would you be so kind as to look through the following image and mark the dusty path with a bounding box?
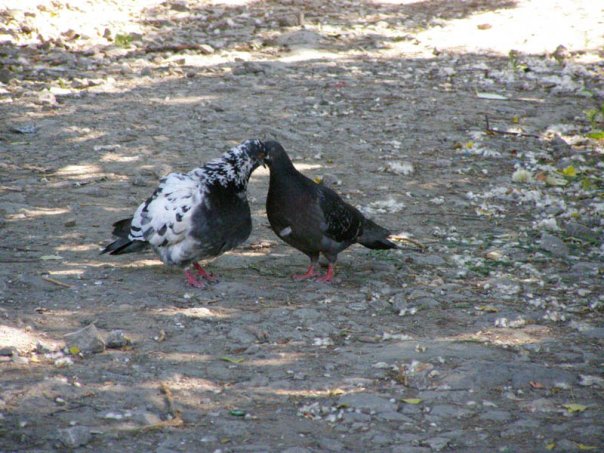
[1,1,603,451]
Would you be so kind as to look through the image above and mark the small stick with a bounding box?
[42,276,72,288]
[160,382,180,420]
[142,44,207,54]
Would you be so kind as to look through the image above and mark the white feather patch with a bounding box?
[279,226,292,237]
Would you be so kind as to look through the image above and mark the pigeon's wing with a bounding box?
[317,185,363,243]
[129,173,202,248]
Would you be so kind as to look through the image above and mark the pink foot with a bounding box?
[193,262,219,282]
[292,265,317,281]
[315,264,335,283]
[185,269,206,288]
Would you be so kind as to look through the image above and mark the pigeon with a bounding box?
[101,139,267,287]
[264,140,414,283]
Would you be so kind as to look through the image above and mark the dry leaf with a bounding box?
[562,403,587,413]
[220,356,244,364]
[577,443,598,451]
[476,305,500,313]
[561,165,577,177]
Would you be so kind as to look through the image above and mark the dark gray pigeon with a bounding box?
[264,140,409,283]
[101,139,266,287]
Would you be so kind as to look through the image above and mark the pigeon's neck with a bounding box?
[192,153,254,190]
[271,158,299,179]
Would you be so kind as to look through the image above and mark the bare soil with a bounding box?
[1,1,603,452]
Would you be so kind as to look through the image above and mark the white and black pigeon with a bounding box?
[101,139,267,288]
[264,140,410,283]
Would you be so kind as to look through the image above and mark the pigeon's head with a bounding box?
[240,139,267,170]
[262,140,290,169]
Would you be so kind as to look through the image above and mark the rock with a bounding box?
[0,346,18,357]
[133,411,162,426]
[563,221,600,243]
[317,438,344,452]
[58,426,92,448]
[519,398,557,413]
[414,297,440,309]
[106,330,132,348]
[320,173,341,188]
[391,447,431,453]
[413,254,446,266]
[338,393,396,413]
[429,404,469,419]
[227,326,256,344]
[342,411,372,423]
[500,418,541,437]
[35,340,60,353]
[64,324,105,355]
[539,232,569,257]
[479,410,512,422]
[36,91,58,106]
[0,68,13,84]
[131,174,148,187]
[569,261,600,276]
[294,308,321,321]
[199,44,215,54]
[276,29,321,48]
[422,436,449,451]
[377,410,413,422]
[282,448,312,453]
[232,61,268,75]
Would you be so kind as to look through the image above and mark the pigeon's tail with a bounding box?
[358,219,427,251]
[100,238,147,255]
[357,218,399,250]
[101,217,147,255]
[111,217,133,238]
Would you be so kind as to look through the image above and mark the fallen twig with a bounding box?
[142,44,207,54]
[160,383,178,416]
[485,114,539,138]
[42,276,72,288]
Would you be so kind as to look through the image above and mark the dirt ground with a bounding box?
[1,1,603,452]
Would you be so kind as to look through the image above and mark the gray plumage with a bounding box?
[263,140,400,282]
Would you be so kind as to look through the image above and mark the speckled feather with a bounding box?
[102,140,264,267]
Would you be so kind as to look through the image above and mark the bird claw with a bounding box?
[201,272,220,284]
[193,263,219,283]
[314,264,335,283]
[314,274,334,283]
[291,265,317,280]
[292,273,316,281]
[185,270,207,288]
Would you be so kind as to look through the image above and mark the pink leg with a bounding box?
[184,269,206,288]
[315,263,335,283]
[292,264,317,281]
[193,262,218,282]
